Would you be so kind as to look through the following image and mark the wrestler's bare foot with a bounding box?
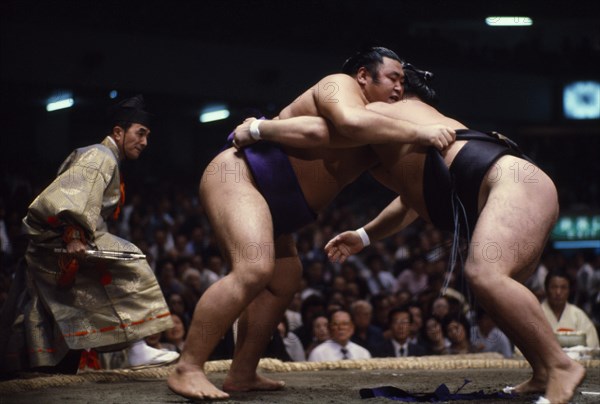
[222,373,285,392]
[167,363,230,400]
[510,373,547,395]
[544,360,585,403]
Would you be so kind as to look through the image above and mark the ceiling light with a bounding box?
[485,16,533,27]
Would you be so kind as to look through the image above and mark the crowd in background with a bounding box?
[1,177,600,364]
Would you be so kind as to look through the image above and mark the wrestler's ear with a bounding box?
[356,67,370,85]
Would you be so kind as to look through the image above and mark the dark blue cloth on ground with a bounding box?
[359,379,516,401]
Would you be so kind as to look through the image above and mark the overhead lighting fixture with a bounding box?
[199,103,230,123]
[563,81,600,120]
[46,92,74,112]
[485,16,533,27]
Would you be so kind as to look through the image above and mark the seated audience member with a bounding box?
[145,332,177,353]
[205,251,227,278]
[293,294,326,349]
[350,300,385,355]
[149,228,174,263]
[396,254,429,297]
[470,308,513,358]
[574,252,595,313]
[302,260,328,299]
[364,254,396,296]
[308,310,371,361]
[407,302,426,345]
[374,306,427,358]
[157,259,184,297]
[443,315,476,355]
[305,312,330,358]
[163,313,186,353]
[371,294,393,331]
[422,316,450,355]
[330,275,347,296]
[167,292,192,329]
[431,296,450,322]
[327,291,347,314]
[541,269,599,348]
[341,262,369,298]
[443,288,470,319]
[180,268,205,310]
[285,292,303,332]
[262,321,293,362]
[343,282,361,307]
[394,290,413,308]
[277,316,305,362]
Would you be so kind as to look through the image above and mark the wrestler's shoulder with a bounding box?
[317,73,358,87]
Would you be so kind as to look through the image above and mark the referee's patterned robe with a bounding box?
[1,137,172,370]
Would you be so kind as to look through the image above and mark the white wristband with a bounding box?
[249,119,262,140]
[356,227,370,247]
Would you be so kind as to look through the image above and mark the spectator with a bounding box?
[396,254,429,297]
[149,228,174,263]
[167,292,192,329]
[305,312,330,359]
[293,294,326,349]
[364,253,396,296]
[157,259,184,298]
[350,300,385,355]
[302,260,327,299]
[407,302,426,346]
[471,308,513,358]
[145,332,178,353]
[285,292,303,332]
[340,262,369,299]
[422,316,450,355]
[164,313,187,353]
[574,251,595,313]
[277,316,305,362]
[371,294,392,331]
[308,310,371,361]
[541,269,599,348]
[374,306,427,357]
[431,296,450,322]
[443,315,476,355]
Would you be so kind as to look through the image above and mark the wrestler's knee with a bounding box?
[234,260,275,290]
[463,261,498,290]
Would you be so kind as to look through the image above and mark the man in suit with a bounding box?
[374,306,427,358]
[308,310,371,361]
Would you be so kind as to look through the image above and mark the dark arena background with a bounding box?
[1,1,600,403]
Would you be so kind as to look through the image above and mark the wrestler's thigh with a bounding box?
[467,156,558,280]
[199,149,274,263]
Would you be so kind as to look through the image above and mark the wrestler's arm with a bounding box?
[233,115,363,149]
[363,163,420,240]
[325,196,418,263]
[233,116,331,148]
[315,74,455,149]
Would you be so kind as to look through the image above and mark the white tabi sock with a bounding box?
[127,339,179,368]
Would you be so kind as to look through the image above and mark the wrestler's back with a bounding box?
[279,89,378,212]
[370,99,468,222]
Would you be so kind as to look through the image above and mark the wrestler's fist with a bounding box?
[416,124,456,150]
[324,231,365,263]
[232,117,260,149]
